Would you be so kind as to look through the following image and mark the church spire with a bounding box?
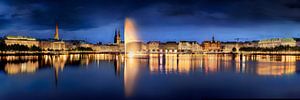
[54,22,59,40]
[117,29,120,37]
[212,33,215,42]
[114,28,121,44]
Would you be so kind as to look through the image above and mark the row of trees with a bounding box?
[73,47,93,51]
[0,44,42,51]
[239,45,300,52]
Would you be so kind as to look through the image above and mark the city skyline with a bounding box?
[1,0,300,43]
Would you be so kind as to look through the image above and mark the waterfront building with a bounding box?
[202,35,221,52]
[258,38,299,48]
[64,40,87,50]
[147,41,160,53]
[4,35,39,47]
[221,42,240,53]
[39,22,65,51]
[178,41,202,53]
[54,22,60,40]
[240,41,259,47]
[221,41,259,53]
[92,44,120,52]
[39,40,66,51]
[114,29,121,45]
[160,41,178,53]
[126,41,147,52]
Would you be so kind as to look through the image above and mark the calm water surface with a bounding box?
[0,54,300,99]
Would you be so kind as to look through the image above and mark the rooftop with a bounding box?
[5,35,36,41]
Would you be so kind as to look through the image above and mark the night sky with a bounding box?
[1,0,300,43]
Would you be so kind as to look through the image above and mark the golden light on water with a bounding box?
[124,57,140,97]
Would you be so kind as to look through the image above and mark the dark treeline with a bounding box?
[0,43,42,51]
[239,45,300,51]
[73,47,93,51]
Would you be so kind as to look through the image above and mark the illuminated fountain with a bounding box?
[123,18,145,97]
[124,18,146,58]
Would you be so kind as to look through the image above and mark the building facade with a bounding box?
[258,38,298,48]
[114,29,121,45]
[160,41,178,53]
[147,41,160,53]
[202,35,221,52]
[178,41,201,53]
[4,36,39,47]
[39,40,66,51]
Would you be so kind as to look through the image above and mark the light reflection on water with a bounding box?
[0,54,300,99]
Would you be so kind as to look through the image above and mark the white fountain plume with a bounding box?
[123,18,141,97]
[124,18,142,57]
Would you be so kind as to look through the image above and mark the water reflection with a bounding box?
[147,54,299,76]
[0,54,300,98]
[5,61,38,75]
[1,54,298,76]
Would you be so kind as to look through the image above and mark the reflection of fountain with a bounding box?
[124,58,140,97]
[123,18,144,97]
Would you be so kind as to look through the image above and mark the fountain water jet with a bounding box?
[124,18,145,57]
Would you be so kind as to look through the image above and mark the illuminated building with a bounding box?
[178,41,201,53]
[92,44,120,52]
[39,22,66,50]
[54,22,60,40]
[221,42,240,53]
[202,35,221,52]
[258,38,299,47]
[221,41,259,53]
[126,41,147,52]
[64,40,87,50]
[39,40,66,51]
[114,29,121,45]
[147,41,160,53]
[4,35,39,47]
[160,41,178,53]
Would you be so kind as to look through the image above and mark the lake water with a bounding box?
[0,54,300,99]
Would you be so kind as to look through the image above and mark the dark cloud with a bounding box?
[1,0,300,30]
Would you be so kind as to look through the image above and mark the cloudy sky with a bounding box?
[1,0,300,43]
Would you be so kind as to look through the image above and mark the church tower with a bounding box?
[114,29,121,44]
[212,33,215,42]
[54,22,59,40]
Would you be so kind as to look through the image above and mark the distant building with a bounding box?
[64,40,87,50]
[39,22,65,50]
[4,35,39,47]
[221,42,240,53]
[39,40,65,51]
[114,29,121,45]
[160,41,178,53]
[258,38,299,48]
[54,22,60,40]
[221,41,259,53]
[178,41,201,53]
[147,41,160,53]
[202,35,221,52]
[241,41,259,47]
[92,44,120,52]
[126,41,147,52]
